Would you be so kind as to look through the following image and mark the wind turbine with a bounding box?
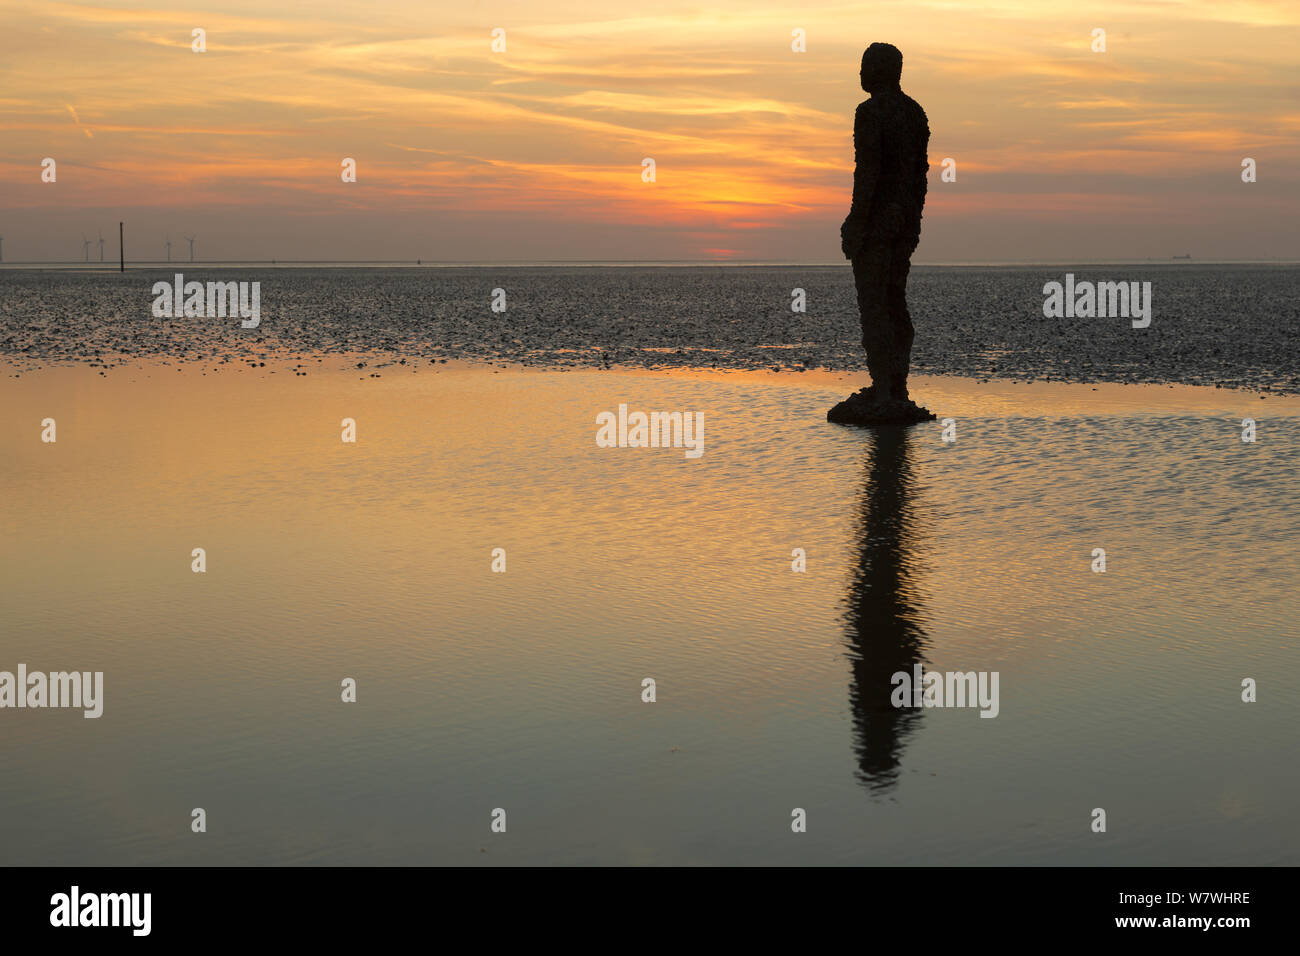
[185,235,196,262]
[81,235,91,261]
[97,230,105,262]
[165,235,172,263]
[0,236,5,263]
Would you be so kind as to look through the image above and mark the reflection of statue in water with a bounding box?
[844,428,929,792]
[829,43,936,426]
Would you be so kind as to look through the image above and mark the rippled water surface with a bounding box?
[1,363,1296,864]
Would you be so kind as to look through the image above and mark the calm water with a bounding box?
[1,362,1295,864]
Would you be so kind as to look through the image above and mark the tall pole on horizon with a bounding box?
[185,236,196,262]
[0,237,4,263]
[119,222,124,272]
[98,230,104,262]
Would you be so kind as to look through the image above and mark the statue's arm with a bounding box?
[841,104,881,257]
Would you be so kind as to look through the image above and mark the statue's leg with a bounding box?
[851,242,894,399]
[886,240,917,400]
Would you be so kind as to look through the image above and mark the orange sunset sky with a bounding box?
[1,0,1297,262]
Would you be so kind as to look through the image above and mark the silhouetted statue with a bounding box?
[829,43,936,426]
[844,429,930,792]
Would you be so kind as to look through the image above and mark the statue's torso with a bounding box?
[855,92,930,242]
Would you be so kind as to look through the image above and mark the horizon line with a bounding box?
[2,258,1298,269]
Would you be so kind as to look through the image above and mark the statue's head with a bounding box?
[860,43,903,93]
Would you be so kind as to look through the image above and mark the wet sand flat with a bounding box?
[3,263,1298,394]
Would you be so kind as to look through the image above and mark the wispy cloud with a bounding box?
[1,0,1296,259]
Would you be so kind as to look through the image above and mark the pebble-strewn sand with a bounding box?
[1,264,1295,393]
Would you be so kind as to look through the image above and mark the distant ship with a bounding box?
[1172,254,1192,259]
